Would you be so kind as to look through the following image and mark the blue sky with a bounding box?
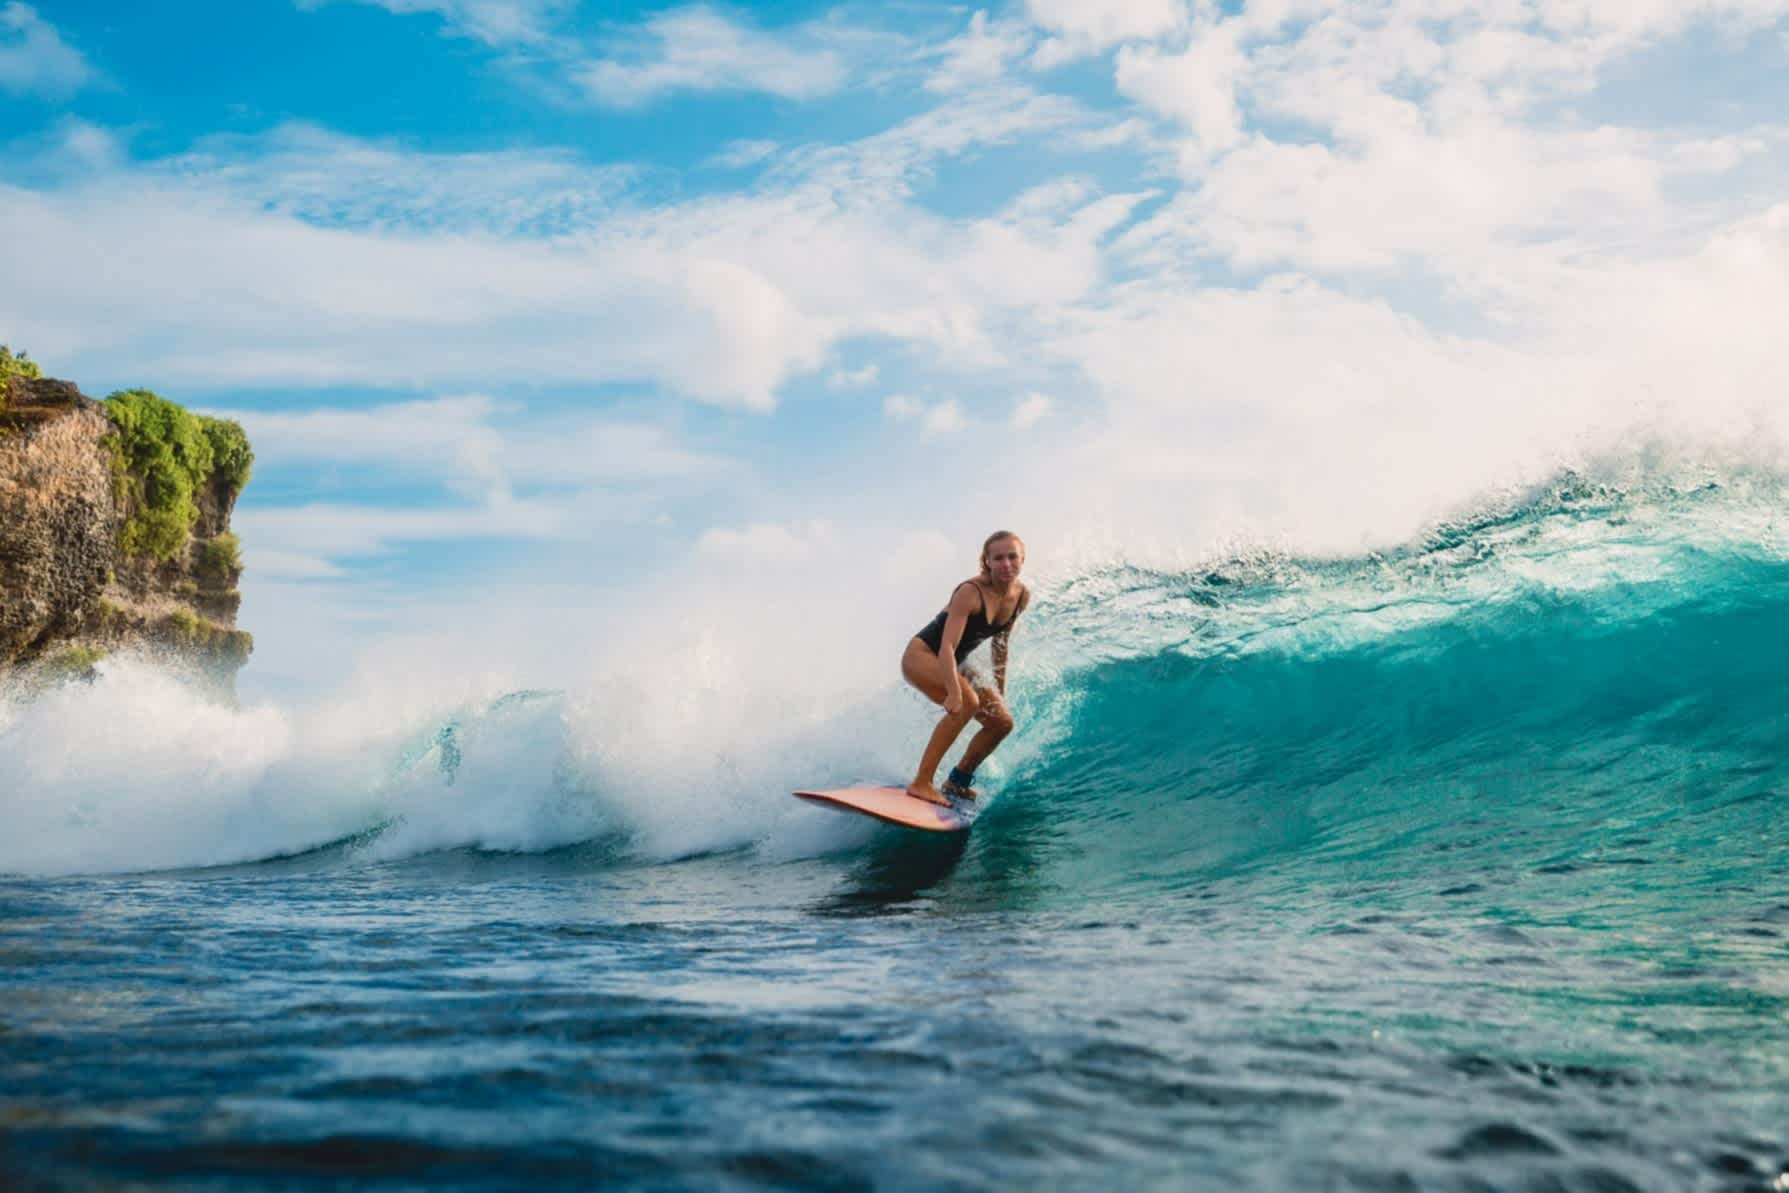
[5,0,1789,695]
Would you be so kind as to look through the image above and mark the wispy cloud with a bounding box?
[297,0,567,47]
[1010,392,1052,428]
[220,394,512,501]
[576,6,847,107]
[828,364,879,389]
[884,395,965,436]
[166,121,637,237]
[235,494,590,564]
[213,395,738,502]
[925,10,1033,93]
[215,394,739,577]
[250,552,349,581]
[708,138,780,170]
[1027,0,1187,68]
[771,81,1119,206]
[923,399,966,436]
[0,3,95,97]
[881,395,918,418]
[696,519,834,562]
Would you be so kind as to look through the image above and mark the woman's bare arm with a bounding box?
[992,586,1028,696]
[936,583,979,712]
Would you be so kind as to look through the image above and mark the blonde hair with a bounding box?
[978,530,1025,581]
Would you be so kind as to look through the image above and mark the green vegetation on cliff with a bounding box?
[206,419,253,494]
[1,345,43,421]
[103,389,255,561]
[200,532,243,576]
[0,344,43,391]
[162,609,253,663]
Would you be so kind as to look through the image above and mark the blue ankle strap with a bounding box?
[948,767,976,788]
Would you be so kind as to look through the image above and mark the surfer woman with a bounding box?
[901,531,1030,807]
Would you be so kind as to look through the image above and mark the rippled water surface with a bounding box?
[4,835,1786,1192]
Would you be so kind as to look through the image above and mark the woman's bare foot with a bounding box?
[905,781,949,807]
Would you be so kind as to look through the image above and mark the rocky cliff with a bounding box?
[0,362,254,694]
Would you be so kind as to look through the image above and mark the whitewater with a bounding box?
[3,469,1787,1190]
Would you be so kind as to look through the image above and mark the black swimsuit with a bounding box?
[915,582,1024,665]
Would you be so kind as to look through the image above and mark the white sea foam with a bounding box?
[0,659,365,876]
[0,610,941,876]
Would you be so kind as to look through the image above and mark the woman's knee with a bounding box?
[952,683,981,721]
[978,700,1014,736]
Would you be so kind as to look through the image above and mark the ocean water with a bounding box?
[3,473,1788,1191]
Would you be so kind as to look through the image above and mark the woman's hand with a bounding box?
[944,684,963,716]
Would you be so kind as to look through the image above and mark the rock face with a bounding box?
[0,379,117,659]
[0,374,253,694]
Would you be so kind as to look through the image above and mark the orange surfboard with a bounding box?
[793,785,974,832]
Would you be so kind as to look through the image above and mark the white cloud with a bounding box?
[883,394,965,434]
[0,3,95,97]
[883,394,922,421]
[1529,0,1788,47]
[829,363,879,389]
[249,551,349,581]
[0,176,826,409]
[577,6,847,107]
[1028,0,1187,66]
[1011,392,1052,428]
[234,494,585,561]
[696,519,835,563]
[883,529,956,581]
[1118,122,1689,279]
[1097,2,1789,281]
[0,118,127,185]
[298,0,566,47]
[217,394,504,470]
[709,138,780,169]
[774,82,1112,207]
[212,395,736,517]
[1115,24,1247,159]
[923,399,966,436]
[927,10,1033,93]
[222,414,722,574]
[502,420,736,486]
[230,469,686,588]
[166,121,636,237]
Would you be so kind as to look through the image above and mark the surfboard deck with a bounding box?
[793,785,976,832]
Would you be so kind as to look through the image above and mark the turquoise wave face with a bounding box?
[977,474,1789,920]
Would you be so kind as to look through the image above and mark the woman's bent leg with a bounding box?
[902,639,977,806]
[953,686,1015,786]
